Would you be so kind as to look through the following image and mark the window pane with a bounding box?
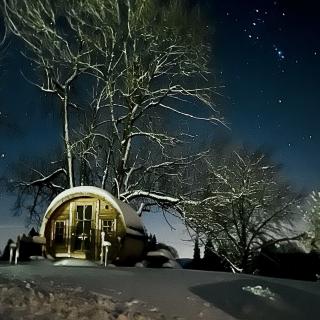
[85,206,92,220]
[76,221,82,234]
[77,206,84,220]
[55,221,64,243]
[103,220,114,233]
[83,221,91,234]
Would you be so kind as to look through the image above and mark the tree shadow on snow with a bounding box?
[190,278,320,320]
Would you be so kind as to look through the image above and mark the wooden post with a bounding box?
[104,245,108,267]
[15,236,20,265]
[15,245,19,265]
[100,231,111,267]
[9,243,16,264]
[100,231,105,265]
[9,247,12,264]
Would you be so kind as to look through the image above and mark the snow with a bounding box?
[242,285,277,301]
[2,263,320,320]
[273,240,310,254]
[0,273,162,320]
[53,258,99,267]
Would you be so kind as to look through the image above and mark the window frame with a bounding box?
[102,219,116,235]
[54,220,66,243]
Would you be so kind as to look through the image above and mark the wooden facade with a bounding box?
[40,186,147,264]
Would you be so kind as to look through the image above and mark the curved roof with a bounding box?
[40,186,146,237]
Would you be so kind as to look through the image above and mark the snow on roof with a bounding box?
[40,186,145,237]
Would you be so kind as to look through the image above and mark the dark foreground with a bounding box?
[0,276,162,320]
[1,261,320,320]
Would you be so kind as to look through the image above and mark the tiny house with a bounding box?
[40,186,147,264]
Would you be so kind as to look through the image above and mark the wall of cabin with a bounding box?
[44,196,144,263]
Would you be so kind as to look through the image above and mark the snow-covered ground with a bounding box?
[1,261,320,319]
[0,274,165,320]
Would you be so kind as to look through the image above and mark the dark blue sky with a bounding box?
[1,0,319,190]
[0,0,320,255]
[211,0,320,190]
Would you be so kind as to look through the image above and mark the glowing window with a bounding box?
[55,221,65,243]
[102,220,115,234]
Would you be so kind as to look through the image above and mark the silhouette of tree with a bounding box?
[192,236,201,268]
[185,146,303,272]
[301,191,320,249]
[146,233,157,252]
[203,238,215,269]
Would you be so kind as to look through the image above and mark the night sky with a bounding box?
[0,0,320,255]
[212,0,320,191]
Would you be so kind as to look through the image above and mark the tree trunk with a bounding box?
[240,251,250,273]
[63,91,74,188]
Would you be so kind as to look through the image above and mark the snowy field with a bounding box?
[1,261,320,320]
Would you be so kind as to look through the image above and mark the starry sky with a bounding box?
[0,0,320,256]
[212,0,320,191]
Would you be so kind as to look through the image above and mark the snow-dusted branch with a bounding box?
[185,147,303,272]
[17,168,66,191]
[4,0,224,227]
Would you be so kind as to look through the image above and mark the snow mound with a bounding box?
[53,258,99,267]
[242,285,277,301]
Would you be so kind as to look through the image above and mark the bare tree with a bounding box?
[300,191,320,248]
[2,0,223,223]
[185,147,303,272]
[3,0,95,188]
[65,0,222,201]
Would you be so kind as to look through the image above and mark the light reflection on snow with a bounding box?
[242,285,277,301]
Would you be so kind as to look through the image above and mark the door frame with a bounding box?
[71,200,96,256]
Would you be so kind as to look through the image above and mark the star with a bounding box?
[275,49,285,60]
